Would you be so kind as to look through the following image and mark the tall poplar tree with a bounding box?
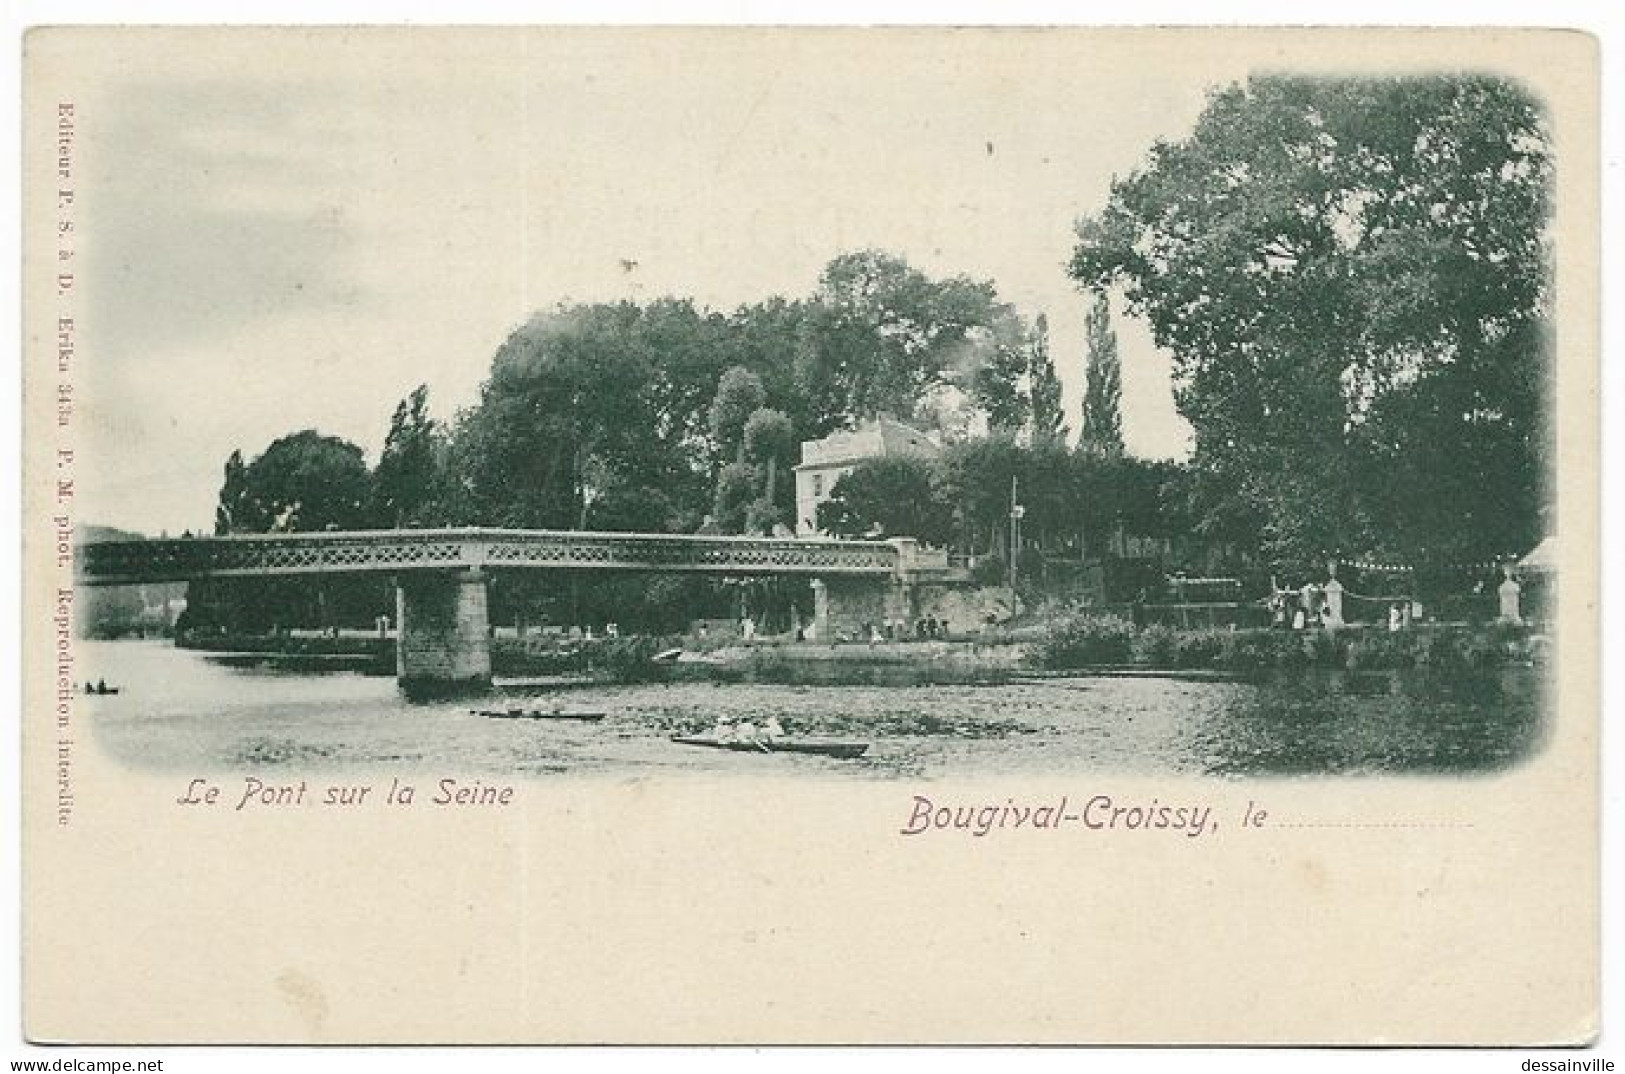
[1027,313,1067,447]
[1078,292,1124,456]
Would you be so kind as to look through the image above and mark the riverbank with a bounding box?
[1035,614,1546,674]
[178,630,394,673]
[490,634,1029,686]
[175,616,1546,687]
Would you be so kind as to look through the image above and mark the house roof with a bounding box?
[1519,535,1558,571]
[795,416,941,470]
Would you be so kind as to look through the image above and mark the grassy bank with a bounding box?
[178,630,393,664]
[1035,614,1542,674]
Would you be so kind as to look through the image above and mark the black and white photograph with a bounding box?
[18,23,1601,1048]
[59,32,1565,780]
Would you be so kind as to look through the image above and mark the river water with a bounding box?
[76,640,1547,780]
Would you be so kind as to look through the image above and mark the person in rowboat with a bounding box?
[762,715,786,743]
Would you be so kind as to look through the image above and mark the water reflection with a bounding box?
[78,640,1548,780]
[1191,668,1548,777]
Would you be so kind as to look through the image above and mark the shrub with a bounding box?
[1342,629,1416,670]
[1174,629,1228,668]
[1131,624,1180,667]
[1414,627,1468,669]
[1301,629,1340,667]
[1038,614,1136,668]
[1216,630,1281,672]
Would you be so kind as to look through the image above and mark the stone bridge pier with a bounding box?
[395,569,491,700]
[809,538,981,638]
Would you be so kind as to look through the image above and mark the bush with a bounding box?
[1300,629,1339,667]
[1131,624,1180,667]
[1216,630,1281,672]
[1026,615,1530,676]
[1038,614,1136,668]
[1342,630,1416,670]
[1174,629,1228,668]
[1414,627,1469,669]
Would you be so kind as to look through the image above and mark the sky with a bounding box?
[58,27,1270,534]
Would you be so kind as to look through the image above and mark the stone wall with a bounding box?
[812,576,890,639]
[911,584,1018,635]
[812,576,1017,640]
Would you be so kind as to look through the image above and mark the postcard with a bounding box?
[20,26,1599,1044]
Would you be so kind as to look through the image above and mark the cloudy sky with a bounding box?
[58,27,1269,535]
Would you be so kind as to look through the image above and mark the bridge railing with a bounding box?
[76,527,903,584]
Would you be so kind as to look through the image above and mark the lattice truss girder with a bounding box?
[76,529,900,584]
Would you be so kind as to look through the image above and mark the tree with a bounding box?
[967,311,1030,434]
[451,303,717,532]
[229,430,373,533]
[744,497,785,537]
[1070,74,1551,565]
[816,456,952,545]
[711,461,757,535]
[373,384,447,527]
[708,372,794,534]
[1027,313,1067,447]
[742,407,796,511]
[938,434,1025,556]
[1077,293,1123,456]
[201,431,381,633]
[795,250,1027,433]
[709,366,767,462]
[214,450,249,535]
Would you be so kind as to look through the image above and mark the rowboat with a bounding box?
[670,735,869,759]
[474,708,606,722]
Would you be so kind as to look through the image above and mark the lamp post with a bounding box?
[1008,474,1025,591]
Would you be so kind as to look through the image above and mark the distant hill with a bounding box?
[82,524,147,544]
[78,524,188,639]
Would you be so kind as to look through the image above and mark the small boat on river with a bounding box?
[474,708,606,722]
[670,735,869,759]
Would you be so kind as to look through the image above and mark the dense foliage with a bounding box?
[189,75,1555,632]
[1037,614,1537,674]
[1077,292,1124,456]
[1070,75,1552,566]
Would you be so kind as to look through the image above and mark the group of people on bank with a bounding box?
[1267,582,1345,632]
[1267,582,1414,632]
[855,617,952,645]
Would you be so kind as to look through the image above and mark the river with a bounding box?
[74,640,1547,780]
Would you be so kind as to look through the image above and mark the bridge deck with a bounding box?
[75,527,904,585]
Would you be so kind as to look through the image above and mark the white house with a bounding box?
[793,416,941,536]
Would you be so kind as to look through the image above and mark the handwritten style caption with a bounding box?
[899,794,1271,839]
[177,776,517,811]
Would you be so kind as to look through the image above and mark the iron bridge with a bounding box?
[75,527,905,586]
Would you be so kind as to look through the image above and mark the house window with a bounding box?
[813,474,823,497]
